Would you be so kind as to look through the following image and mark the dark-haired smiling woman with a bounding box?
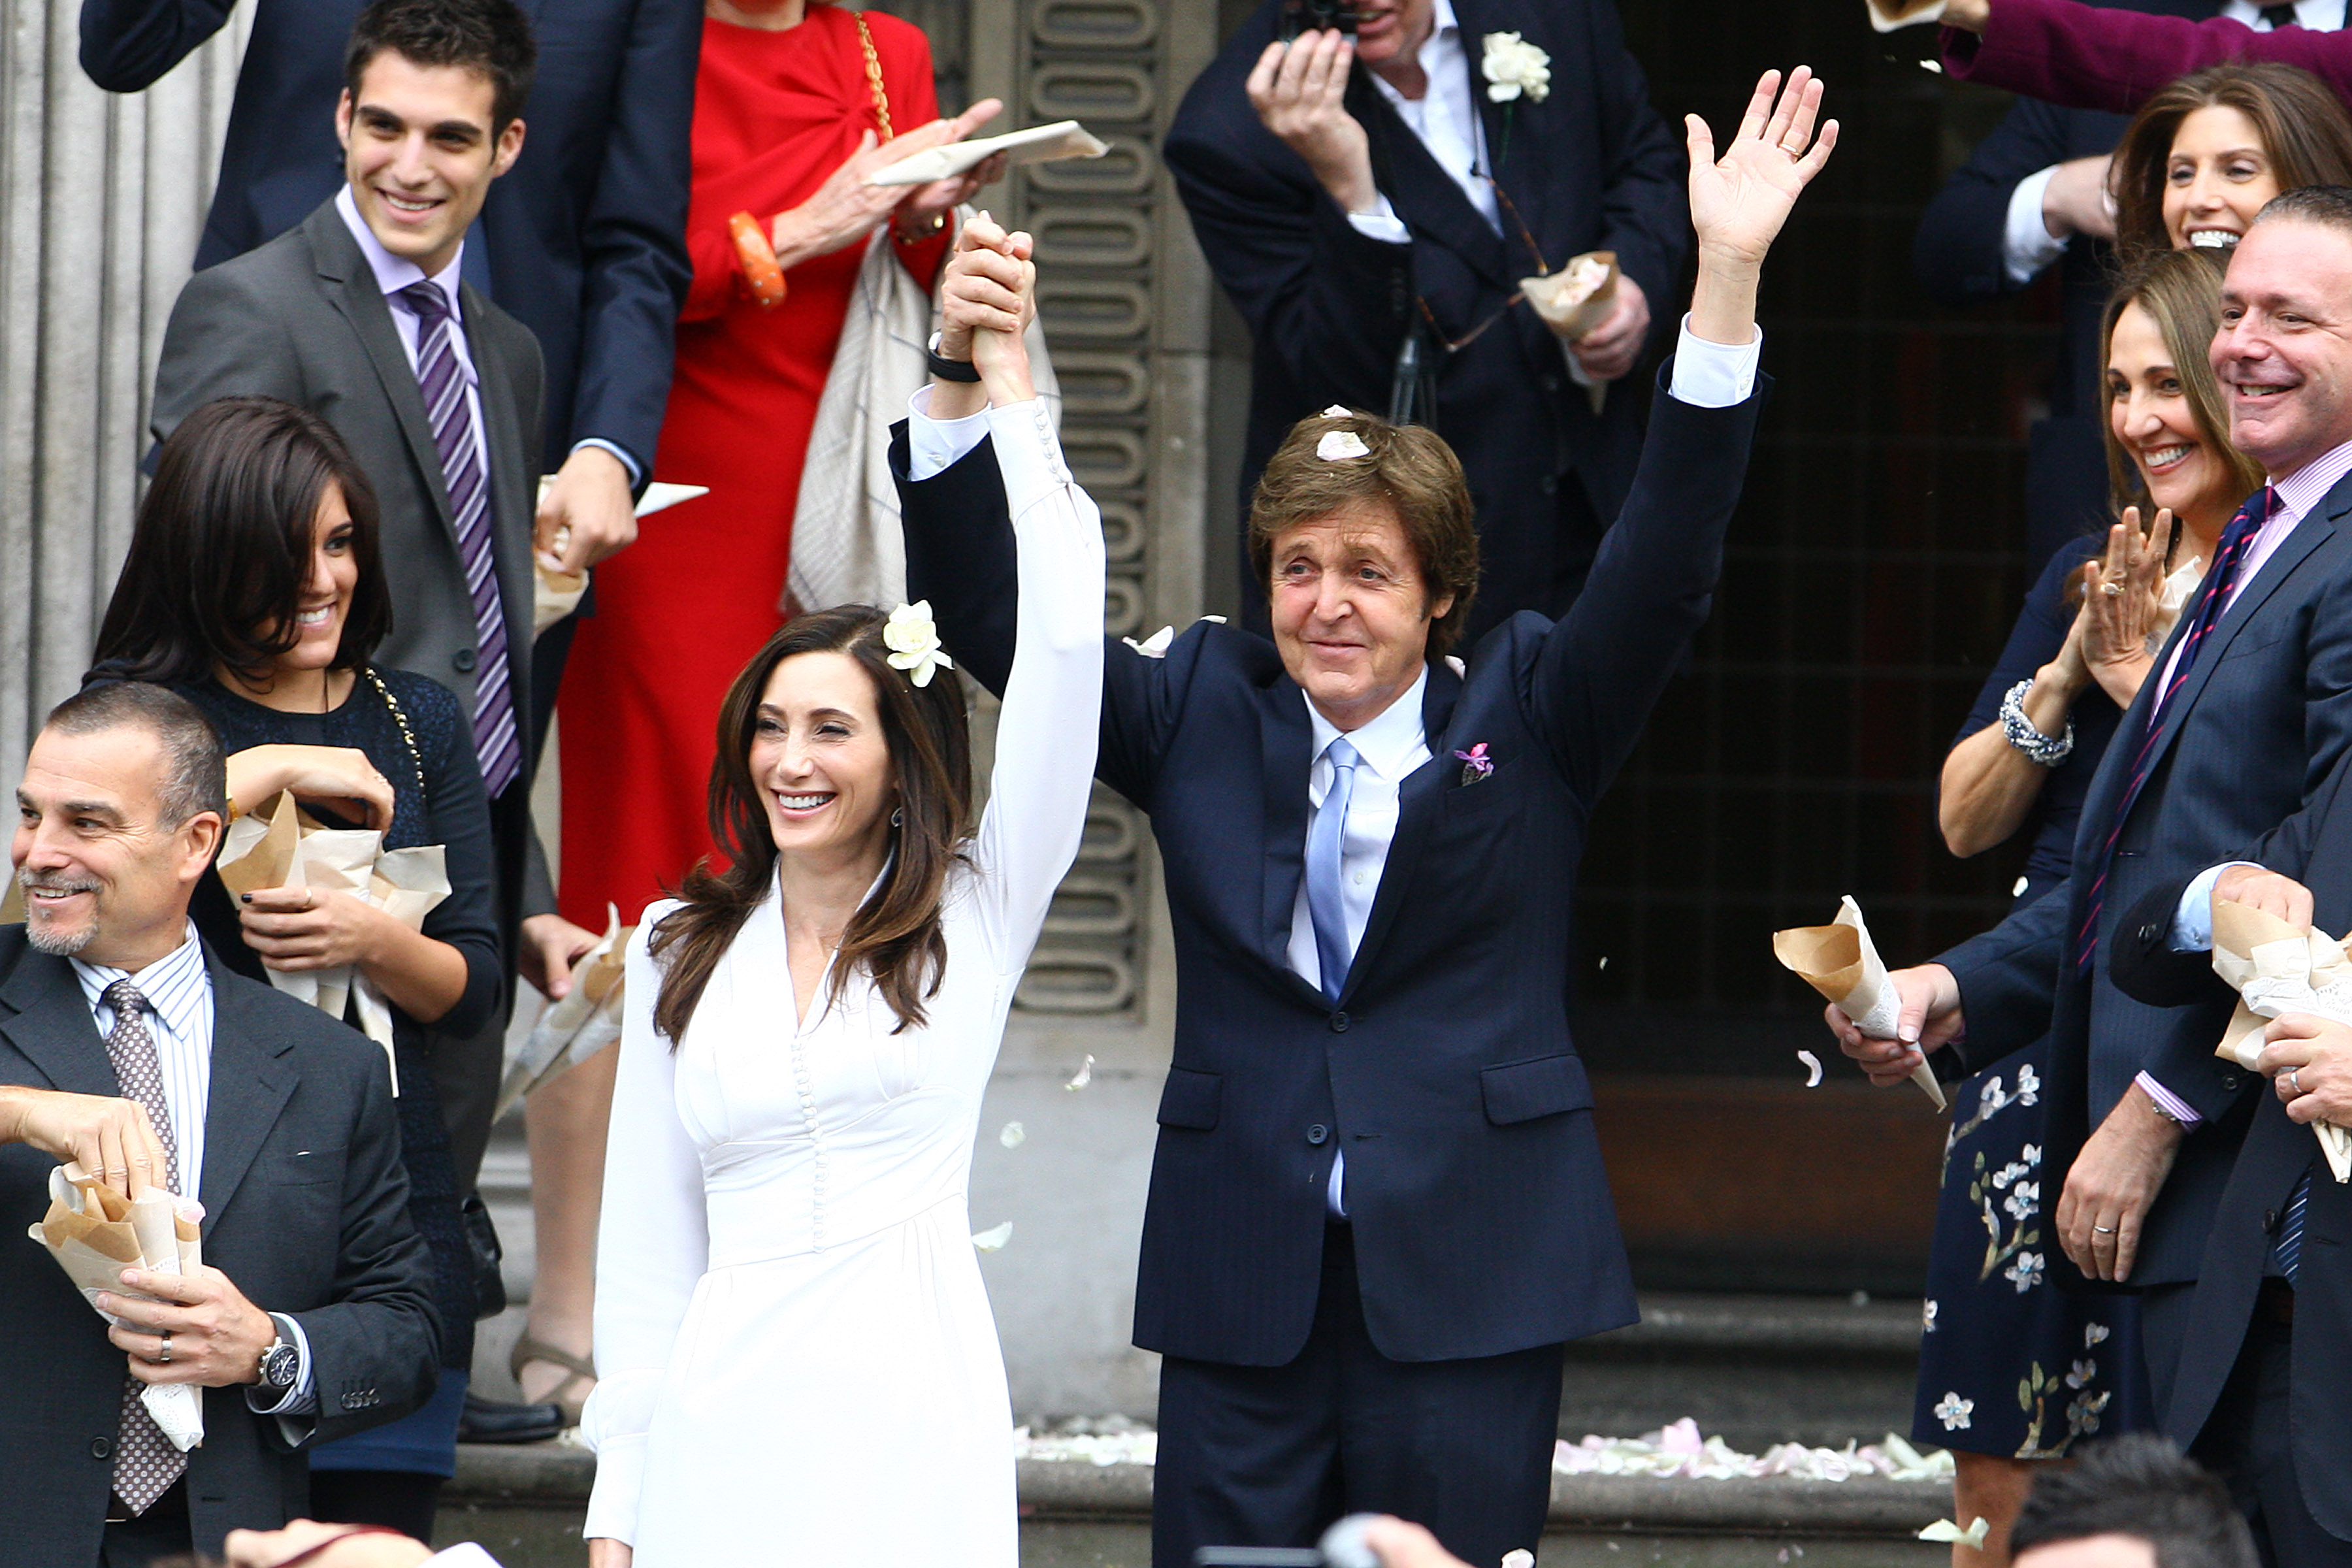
[87,395,498,1541]
[579,228,1101,1568]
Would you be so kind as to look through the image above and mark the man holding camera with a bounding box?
[1164,0,1686,639]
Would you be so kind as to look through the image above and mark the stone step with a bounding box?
[435,1445,1951,1568]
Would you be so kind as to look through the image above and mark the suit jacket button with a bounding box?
[90,1437,114,1460]
[1329,1012,1350,1033]
[453,647,478,673]
[2266,1207,2281,1233]
[1307,1124,1330,1145]
[2222,1075,2241,1091]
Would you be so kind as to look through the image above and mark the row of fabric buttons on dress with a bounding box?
[1034,404,1071,487]
[791,1032,831,1252]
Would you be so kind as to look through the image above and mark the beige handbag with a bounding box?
[783,14,1060,616]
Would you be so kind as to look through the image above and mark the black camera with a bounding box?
[1196,1514,1379,1568]
[1279,0,1359,40]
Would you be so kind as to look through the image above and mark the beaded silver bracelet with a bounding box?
[1999,678,2074,766]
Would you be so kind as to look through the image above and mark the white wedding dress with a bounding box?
[580,400,1103,1567]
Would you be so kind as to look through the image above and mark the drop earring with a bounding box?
[890,806,904,828]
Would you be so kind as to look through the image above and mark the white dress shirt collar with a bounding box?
[1362,0,1499,231]
[2268,436,2352,525]
[1305,664,1431,779]
[336,184,467,314]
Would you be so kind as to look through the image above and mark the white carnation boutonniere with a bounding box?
[883,600,956,687]
[1481,32,1550,104]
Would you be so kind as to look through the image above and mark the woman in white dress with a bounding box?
[580,223,1100,1567]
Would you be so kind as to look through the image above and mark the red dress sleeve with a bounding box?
[1941,0,2352,114]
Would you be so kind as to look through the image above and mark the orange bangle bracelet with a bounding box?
[729,211,787,309]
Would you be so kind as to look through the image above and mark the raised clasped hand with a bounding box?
[2072,505,2170,707]
[1824,962,1963,1088]
[937,212,1037,359]
[95,1263,275,1388]
[238,885,387,973]
[2258,1013,2352,1126]
[769,98,1004,268]
[1246,27,1377,215]
[1685,67,1839,270]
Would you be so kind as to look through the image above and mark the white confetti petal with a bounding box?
[1918,1518,1989,1547]
[1000,1121,1026,1149]
[1503,1554,1534,1568]
[1065,1054,1094,1091]
[973,1220,1014,1252]
[1320,404,1350,417]
[1124,625,1176,658]
[1316,430,1371,462]
[1798,1049,1824,1088]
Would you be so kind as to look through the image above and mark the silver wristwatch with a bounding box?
[259,1332,299,1391]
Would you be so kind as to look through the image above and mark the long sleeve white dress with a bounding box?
[579,399,1104,1566]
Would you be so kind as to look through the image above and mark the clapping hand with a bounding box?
[2072,506,2172,708]
[1686,67,1838,272]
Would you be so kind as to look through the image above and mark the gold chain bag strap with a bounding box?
[363,666,429,802]
[854,10,894,140]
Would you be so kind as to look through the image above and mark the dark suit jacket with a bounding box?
[149,199,549,938]
[897,366,1763,1363]
[2110,749,2352,1543]
[79,0,696,475]
[1164,0,1686,640]
[0,928,438,1564]
[1937,472,2352,1290]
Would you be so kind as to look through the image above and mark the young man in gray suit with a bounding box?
[148,0,597,1218]
[3,683,439,1566]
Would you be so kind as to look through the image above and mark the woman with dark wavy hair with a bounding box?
[580,228,1102,1568]
[89,394,500,1539]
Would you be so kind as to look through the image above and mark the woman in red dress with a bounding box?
[532,0,1000,1420]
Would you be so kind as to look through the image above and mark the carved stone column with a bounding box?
[0,0,246,781]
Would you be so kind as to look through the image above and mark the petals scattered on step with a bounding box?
[1000,1121,1026,1149]
[1798,1050,1824,1087]
[1065,1054,1094,1091]
[1551,1422,1954,1482]
[973,1221,1014,1251]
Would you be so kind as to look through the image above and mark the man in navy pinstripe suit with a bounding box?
[897,69,1832,1568]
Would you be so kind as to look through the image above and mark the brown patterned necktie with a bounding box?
[99,978,187,1515]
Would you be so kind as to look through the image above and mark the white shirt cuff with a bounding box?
[1667,316,1762,408]
[2004,165,2069,287]
[2170,862,2259,952]
[570,437,644,489]
[1345,196,1413,246]
[907,384,993,482]
[427,1547,505,1568]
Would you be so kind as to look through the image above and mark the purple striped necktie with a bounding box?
[2074,485,2276,973]
[399,280,521,798]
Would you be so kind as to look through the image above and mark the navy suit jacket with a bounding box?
[1938,469,2352,1290]
[1164,0,1686,641]
[80,0,697,475]
[0,929,438,1564]
[896,367,1764,1363]
[2108,751,2352,1543]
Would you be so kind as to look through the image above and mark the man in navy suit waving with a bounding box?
[895,69,1834,1567]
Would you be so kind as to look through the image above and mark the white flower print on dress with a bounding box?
[1934,1392,1974,1431]
[2004,1181,2040,1222]
[2016,1064,2041,1105]
[2005,1251,2046,1292]
[2066,1358,2097,1389]
[1922,1300,1938,1333]
[2083,1322,2110,1347]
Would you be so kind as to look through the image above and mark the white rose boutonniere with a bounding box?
[883,600,956,687]
[1481,32,1550,104]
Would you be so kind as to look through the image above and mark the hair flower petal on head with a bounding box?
[1317,430,1371,462]
[1321,404,1352,417]
[883,600,956,688]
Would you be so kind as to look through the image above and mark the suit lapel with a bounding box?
[1339,659,1463,1004]
[1348,69,1517,293]
[1259,680,1315,972]
[0,948,118,1098]
[197,954,297,1228]
[2135,499,2342,789]
[308,204,462,542]
[1451,0,1541,240]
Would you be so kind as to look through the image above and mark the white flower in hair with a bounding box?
[1317,430,1371,462]
[1481,31,1550,103]
[883,600,956,687]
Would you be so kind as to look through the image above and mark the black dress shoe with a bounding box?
[458,1390,566,1445]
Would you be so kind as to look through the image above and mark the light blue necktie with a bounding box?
[2272,1171,2310,1284]
[1307,738,1362,1001]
